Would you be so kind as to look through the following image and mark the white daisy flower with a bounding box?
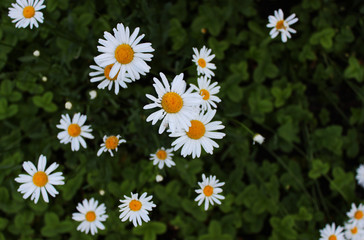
[8,0,45,29]
[347,203,364,228]
[344,222,364,240]
[94,23,154,83]
[97,135,126,157]
[266,9,298,43]
[150,147,175,169]
[356,164,364,189]
[144,72,202,134]
[192,46,216,79]
[56,113,94,151]
[195,174,225,211]
[72,198,108,235]
[119,192,156,227]
[253,134,265,145]
[169,109,225,159]
[190,76,221,111]
[89,64,132,94]
[319,223,345,240]
[14,155,64,204]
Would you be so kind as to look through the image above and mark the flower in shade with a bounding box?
[119,192,156,227]
[347,203,364,228]
[266,9,298,43]
[169,109,225,159]
[89,90,97,99]
[8,0,45,29]
[192,46,216,79]
[144,72,202,134]
[150,147,175,169]
[15,155,64,203]
[356,164,364,189]
[253,134,265,145]
[319,223,345,240]
[72,198,108,235]
[56,113,94,151]
[195,174,225,210]
[94,23,154,83]
[97,135,126,157]
[190,76,221,111]
[155,175,163,182]
[344,222,364,240]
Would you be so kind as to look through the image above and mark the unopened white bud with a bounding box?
[33,50,40,57]
[65,101,72,110]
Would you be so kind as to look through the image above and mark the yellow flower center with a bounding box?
[115,44,134,64]
[105,136,119,150]
[199,89,210,100]
[161,92,183,113]
[32,171,48,187]
[355,210,364,219]
[156,150,167,160]
[68,124,81,137]
[198,58,206,68]
[276,20,286,30]
[203,185,213,197]
[186,120,206,140]
[85,211,96,222]
[104,64,118,81]
[328,235,337,240]
[129,200,142,211]
[23,6,35,18]
[351,227,358,234]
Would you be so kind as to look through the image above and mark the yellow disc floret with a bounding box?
[203,185,213,197]
[355,210,364,219]
[129,200,142,211]
[328,235,337,240]
[161,92,183,113]
[115,44,134,64]
[33,171,48,187]
[186,120,206,140]
[199,89,210,100]
[156,150,167,160]
[68,124,81,137]
[198,58,206,68]
[351,226,358,234]
[104,64,118,81]
[85,211,96,222]
[23,6,35,18]
[276,20,286,30]
[105,136,119,150]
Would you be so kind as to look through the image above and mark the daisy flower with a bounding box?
[192,46,216,79]
[253,133,265,145]
[195,174,225,211]
[8,0,45,29]
[190,76,221,111]
[356,164,364,189]
[97,134,126,157]
[56,113,94,151]
[89,64,132,94]
[347,203,364,228]
[319,223,345,240]
[344,222,364,240]
[266,9,298,43]
[119,192,156,227]
[94,23,154,83]
[150,147,175,169]
[72,198,108,235]
[169,109,225,159]
[15,155,64,204]
[144,72,202,134]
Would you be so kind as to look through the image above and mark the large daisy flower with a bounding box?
[266,9,298,43]
[344,222,364,240]
[56,113,94,151]
[15,155,64,204]
[169,109,225,159]
[319,223,345,240]
[97,134,126,157]
[195,174,225,211]
[347,203,364,228]
[8,0,45,29]
[356,164,364,189]
[119,192,156,227]
[89,64,132,94]
[144,72,202,134]
[94,23,154,83]
[72,198,108,235]
[150,147,175,169]
[190,76,221,111]
[192,46,216,79]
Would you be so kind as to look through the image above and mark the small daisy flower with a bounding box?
[8,0,45,29]
[190,76,221,111]
[347,203,364,228]
[72,198,108,235]
[169,109,225,159]
[192,46,216,79]
[15,155,64,204]
[253,134,265,145]
[97,135,126,157]
[344,222,364,240]
[319,223,345,240]
[356,164,364,189]
[266,9,298,43]
[150,147,175,169]
[119,192,156,227]
[195,174,225,211]
[89,64,132,94]
[94,23,154,83]
[144,72,202,134]
[56,113,94,151]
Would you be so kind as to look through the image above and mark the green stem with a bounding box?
[230,119,254,135]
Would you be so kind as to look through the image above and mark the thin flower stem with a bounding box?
[230,119,254,135]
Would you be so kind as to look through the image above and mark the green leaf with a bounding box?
[133,221,167,240]
[308,159,330,179]
[199,220,232,240]
[169,18,187,51]
[0,98,18,120]
[329,167,355,201]
[310,28,336,49]
[208,37,229,60]
[62,169,85,201]
[32,91,58,112]
[344,56,364,82]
